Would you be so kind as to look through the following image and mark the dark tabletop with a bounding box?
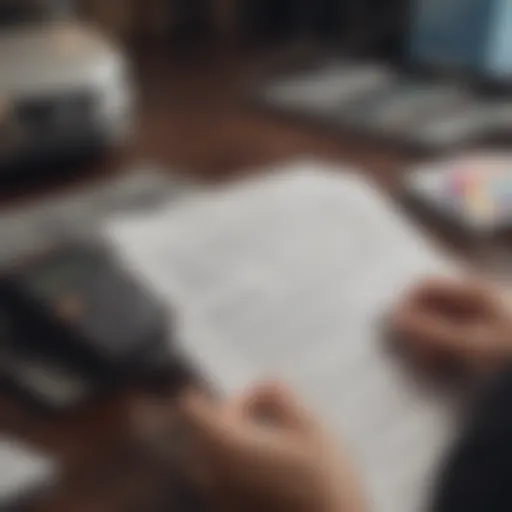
[2,41,508,512]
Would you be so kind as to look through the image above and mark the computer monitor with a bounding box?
[409,0,512,82]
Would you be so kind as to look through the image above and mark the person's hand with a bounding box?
[391,277,512,373]
[179,381,368,512]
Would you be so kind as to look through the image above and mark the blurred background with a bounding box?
[2,0,512,511]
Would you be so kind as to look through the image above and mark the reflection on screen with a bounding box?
[409,0,512,80]
[409,0,492,72]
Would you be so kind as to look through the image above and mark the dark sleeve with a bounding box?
[435,369,512,512]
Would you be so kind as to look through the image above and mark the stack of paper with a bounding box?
[0,166,186,266]
[105,161,464,512]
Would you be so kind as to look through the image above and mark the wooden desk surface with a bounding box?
[2,43,502,511]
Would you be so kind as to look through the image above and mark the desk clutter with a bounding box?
[0,20,134,181]
[0,167,186,265]
[255,61,512,151]
[253,0,512,151]
[406,152,512,234]
[0,167,190,410]
[0,167,191,508]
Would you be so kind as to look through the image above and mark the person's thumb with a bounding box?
[241,381,316,432]
[180,391,242,453]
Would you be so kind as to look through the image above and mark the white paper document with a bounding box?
[0,439,57,505]
[106,161,464,512]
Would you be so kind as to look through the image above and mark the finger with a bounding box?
[393,300,469,352]
[404,278,495,316]
[393,278,496,345]
[179,390,240,451]
[238,380,316,432]
[179,388,298,475]
[396,294,503,353]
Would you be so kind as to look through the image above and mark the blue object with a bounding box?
[409,0,512,81]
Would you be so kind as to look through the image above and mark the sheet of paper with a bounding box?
[0,439,57,505]
[106,161,464,512]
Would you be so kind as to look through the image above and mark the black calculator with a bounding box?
[0,240,169,408]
